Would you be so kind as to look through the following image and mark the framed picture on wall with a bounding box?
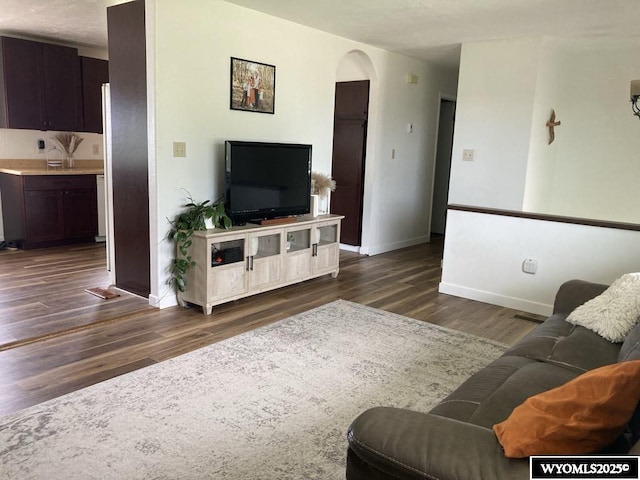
[230,57,276,114]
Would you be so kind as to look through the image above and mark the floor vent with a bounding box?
[513,314,544,324]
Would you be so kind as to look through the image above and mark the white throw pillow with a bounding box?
[566,273,640,343]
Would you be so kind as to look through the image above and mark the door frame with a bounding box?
[428,92,457,238]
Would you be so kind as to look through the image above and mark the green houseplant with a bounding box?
[167,193,231,292]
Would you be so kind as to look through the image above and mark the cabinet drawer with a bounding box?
[24,175,96,190]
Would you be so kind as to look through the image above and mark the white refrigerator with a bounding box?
[101,83,116,285]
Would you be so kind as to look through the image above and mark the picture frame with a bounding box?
[230,57,276,114]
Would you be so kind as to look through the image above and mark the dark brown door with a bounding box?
[331,80,369,246]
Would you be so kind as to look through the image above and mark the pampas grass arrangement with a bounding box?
[52,132,84,155]
[311,171,336,198]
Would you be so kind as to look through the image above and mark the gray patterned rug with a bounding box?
[0,300,507,479]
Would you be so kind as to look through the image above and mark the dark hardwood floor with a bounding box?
[0,238,543,417]
[0,243,153,350]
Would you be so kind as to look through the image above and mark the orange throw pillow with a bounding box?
[493,360,640,458]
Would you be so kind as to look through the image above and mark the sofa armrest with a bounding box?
[347,407,528,480]
[553,279,608,315]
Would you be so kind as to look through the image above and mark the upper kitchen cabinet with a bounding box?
[0,36,82,131]
[80,56,109,133]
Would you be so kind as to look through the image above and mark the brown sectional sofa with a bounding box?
[346,280,640,480]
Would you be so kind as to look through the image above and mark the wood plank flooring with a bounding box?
[0,243,153,350]
[0,238,543,417]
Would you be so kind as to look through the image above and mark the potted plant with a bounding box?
[167,193,231,292]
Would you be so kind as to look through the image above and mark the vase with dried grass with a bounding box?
[52,132,84,169]
[311,171,336,215]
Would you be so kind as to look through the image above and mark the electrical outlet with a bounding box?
[522,258,537,274]
[173,141,186,157]
[92,144,100,155]
[462,149,475,161]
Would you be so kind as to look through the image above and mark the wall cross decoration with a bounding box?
[546,109,561,144]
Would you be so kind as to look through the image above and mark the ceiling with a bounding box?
[0,0,126,50]
[1,0,640,69]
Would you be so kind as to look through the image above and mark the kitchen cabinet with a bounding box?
[80,56,109,133]
[0,36,82,131]
[0,173,97,249]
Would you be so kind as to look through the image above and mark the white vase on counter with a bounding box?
[310,194,320,217]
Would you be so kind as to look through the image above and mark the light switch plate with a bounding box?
[173,141,186,157]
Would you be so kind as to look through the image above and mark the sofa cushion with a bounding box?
[619,324,640,443]
[503,315,620,372]
[566,273,640,343]
[493,360,640,458]
[430,355,579,429]
[619,323,640,362]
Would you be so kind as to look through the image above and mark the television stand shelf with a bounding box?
[177,214,344,315]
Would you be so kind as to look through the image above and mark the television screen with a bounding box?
[225,141,312,224]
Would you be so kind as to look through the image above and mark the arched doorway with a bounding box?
[332,51,377,252]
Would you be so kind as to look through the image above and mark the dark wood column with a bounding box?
[107,0,150,298]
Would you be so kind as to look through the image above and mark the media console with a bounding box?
[177,214,344,314]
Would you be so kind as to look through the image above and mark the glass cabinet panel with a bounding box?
[211,238,245,267]
[251,232,281,259]
[285,228,311,253]
[316,224,338,246]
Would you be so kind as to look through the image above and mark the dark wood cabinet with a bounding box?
[0,174,97,249]
[62,187,98,238]
[0,36,82,131]
[80,56,109,133]
[24,189,65,242]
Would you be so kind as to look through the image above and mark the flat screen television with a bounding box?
[225,140,312,224]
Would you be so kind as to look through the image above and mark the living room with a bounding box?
[2,1,640,478]
[115,0,640,312]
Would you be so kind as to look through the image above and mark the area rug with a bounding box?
[0,300,507,479]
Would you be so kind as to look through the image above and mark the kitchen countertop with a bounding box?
[0,159,104,176]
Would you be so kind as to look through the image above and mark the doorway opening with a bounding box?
[430,97,456,238]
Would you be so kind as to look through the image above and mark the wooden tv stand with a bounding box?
[177,214,344,314]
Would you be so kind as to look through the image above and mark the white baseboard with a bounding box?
[438,282,553,316]
[366,235,431,256]
[149,292,178,309]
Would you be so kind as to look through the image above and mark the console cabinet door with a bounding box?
[311,221,341,276]
[247,231,282,291]
[207,234,248,301]
[283,226,312,282]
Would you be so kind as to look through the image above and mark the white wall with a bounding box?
[148,0,458,307]
[0,129,104,160]
[441,210,640,316]
[524,38,640,222]
[442,36,640,314]
[448,38,542,210]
